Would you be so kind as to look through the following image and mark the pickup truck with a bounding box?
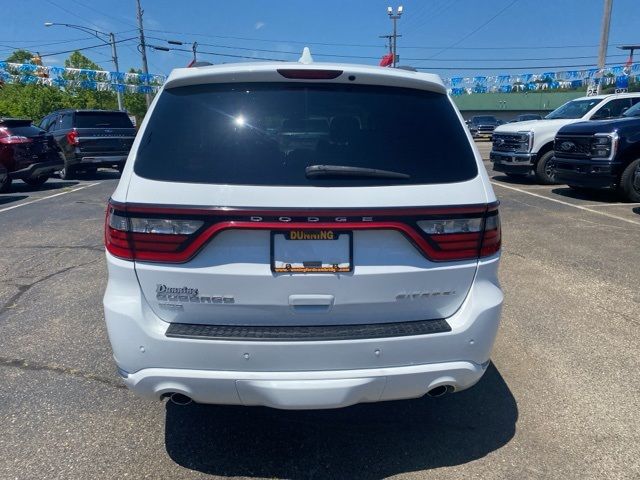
[466,115,501,139]
[490,93,640,184]
[551,101,640,202]
[39,109,136,179]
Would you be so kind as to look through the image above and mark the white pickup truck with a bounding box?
[490,92,640,184]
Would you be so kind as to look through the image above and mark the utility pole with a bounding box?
[136,0,152,107]
[109,33,124,111]
[595,0,613,95]
[386,6,404,67]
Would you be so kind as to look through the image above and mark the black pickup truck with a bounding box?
[552,103,640,202]
[39,109,136,179]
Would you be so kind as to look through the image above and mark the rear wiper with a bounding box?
[305,165,410,179]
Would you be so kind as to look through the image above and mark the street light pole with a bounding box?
[386,6,404,68]
[44,22,124,111]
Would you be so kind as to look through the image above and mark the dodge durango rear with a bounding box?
[103,60,503,410]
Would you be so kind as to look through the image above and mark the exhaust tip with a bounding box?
[168,393,193,406]
[427,385,454,398]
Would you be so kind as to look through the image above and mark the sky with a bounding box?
[1,0,639,80]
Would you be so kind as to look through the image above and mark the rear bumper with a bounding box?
[104,253,503,409]
[490,151,535,174]
[71,154,127,168]
[10,158,64,180]
[122,360,488,409]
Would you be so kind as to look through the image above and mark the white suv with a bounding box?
[491,92,640,184]
[103,59,503,410]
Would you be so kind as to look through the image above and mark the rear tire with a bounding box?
[23,176,49,187]
[618,159,640,202]
[59,164,75,180]
[534,150,559,185]
[0,175,12,193]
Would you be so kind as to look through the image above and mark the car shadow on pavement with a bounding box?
[164,363,517,479]
[551,186,621,203]
[633,207,640,215]
[0,195,28,206]
[76,169,122,181]
[490,174,536,186]
[6,180,79,194]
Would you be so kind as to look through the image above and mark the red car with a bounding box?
[0,118,64,193]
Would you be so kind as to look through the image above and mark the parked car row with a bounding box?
[0,109,135,192]
[490,92,640,201]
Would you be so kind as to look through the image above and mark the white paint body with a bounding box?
[494,92,640,155]
[104,61,503,409]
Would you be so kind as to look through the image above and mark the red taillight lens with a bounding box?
[105,205,203,261]
[66,129,79,146]
[0,135,32,144]
[480,209,501,257]
[417,209,501,260]
[277,69,343,79]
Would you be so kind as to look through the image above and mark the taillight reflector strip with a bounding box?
[104,201,501,263]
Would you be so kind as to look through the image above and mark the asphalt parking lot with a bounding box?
[0,150,639,480]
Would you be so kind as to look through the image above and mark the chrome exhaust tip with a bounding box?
[169,393,193,406]
[427,385,454,398]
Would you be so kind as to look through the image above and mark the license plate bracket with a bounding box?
[271,230,353,274]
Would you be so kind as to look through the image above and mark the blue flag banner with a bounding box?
[442,63,637,95]
[0,62,166,94]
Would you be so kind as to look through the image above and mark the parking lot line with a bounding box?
[0,182,102,214]
[491,181,640,226]
[580,202,640,208]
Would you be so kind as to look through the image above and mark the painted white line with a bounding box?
[580,202,640,208]
[491,181,640,226]
[0,182,101,213]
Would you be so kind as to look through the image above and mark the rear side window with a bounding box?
[75,112,134,128]
[135,83,477,186]
[2,123,44,137]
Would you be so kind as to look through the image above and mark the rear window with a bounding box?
[75,112,134,129]
[1,123,44,137]
[135,83,477,186]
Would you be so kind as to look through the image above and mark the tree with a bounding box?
[5,49,34,63]
[0,83,69,120]
[123,68,148,122]
[63,51,117,110]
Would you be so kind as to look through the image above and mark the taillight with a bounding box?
[66,129,79,146]
[480,208,501,257]
[0,135,32,144]
[417,207,501,261]
[277,69,343,79]
[105,201,501,263]
[105,206,204,261]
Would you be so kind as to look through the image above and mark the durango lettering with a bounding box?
[289,230,335,240]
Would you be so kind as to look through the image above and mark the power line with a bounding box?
[67,0,139,29]
[38,36,138,57]
[429,0,520,58]
[415,62,627,71]
[42,0,106,32]
[147,35,630,63]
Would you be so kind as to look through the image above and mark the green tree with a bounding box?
[5,49,34,63]
[0,83,69,120]
[123,68,148,122]
[63,51,117,110]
